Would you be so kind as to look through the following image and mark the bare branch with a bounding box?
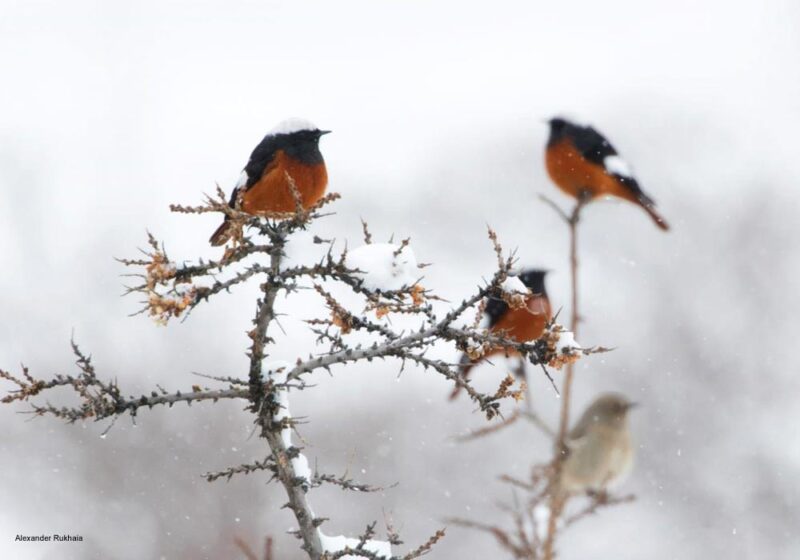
[312,472,396,493]
[361,219,373,244]
[1,344,248,424]
[234,536,261,560]
[564,492,635,527]
[204,458,275,483]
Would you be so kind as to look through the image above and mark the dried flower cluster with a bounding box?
[118,233,199,324]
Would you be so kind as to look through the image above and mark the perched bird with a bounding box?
[559,393,637,494]
[450,269,551,400]
[209,118,330,246]
[545,117,669,231]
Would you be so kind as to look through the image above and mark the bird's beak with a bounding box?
[318,130,332,136]
[626,402,640,411]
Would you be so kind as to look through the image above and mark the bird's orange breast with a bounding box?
[241,150,328,215]
[545,140,637,203]
[489,294,551,354]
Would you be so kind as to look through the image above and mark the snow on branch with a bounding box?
[319,522,445,560]
[345,241,420,293]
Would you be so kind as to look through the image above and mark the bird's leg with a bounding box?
[517,357,538,414]
[570,189,592,226]
[586,488,609,504]
[513,357,526,380]
[537,194,571,223]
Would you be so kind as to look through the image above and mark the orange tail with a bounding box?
[639,200,670,231]
[209,219,232,246]
[449,354,475,401]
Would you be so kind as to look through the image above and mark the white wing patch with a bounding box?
[235,170,249,189]
[226,170,249,207]
[603,155,634,178]
[269,117,318,135]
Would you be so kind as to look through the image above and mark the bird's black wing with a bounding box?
[569,125,618,166]
[484,293,509,329]
[571,125,650,202]
[226,134,282,208]
[243,134,281,189]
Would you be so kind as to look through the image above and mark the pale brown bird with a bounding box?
[559,393,637,494]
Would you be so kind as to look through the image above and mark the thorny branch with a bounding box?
[312,472,396,494]
[0,341,248,425]
[1,189,594,559]
[204,458,275,483]
[319,523,446,560]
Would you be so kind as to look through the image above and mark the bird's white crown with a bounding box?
[269,117,319,136]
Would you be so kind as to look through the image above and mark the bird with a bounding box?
[209,118,331,246]
[449,269,552,400]
[558,393,637,495]
[545,117,669,231]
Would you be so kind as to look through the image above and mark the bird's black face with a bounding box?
[546,117,571,147]
[279,129,330,164]
[517,269,548,296]
[289,129,329,144]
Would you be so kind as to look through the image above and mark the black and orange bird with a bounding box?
[545,117,669,231]
[450,269,552,400]
[209,118,330,246]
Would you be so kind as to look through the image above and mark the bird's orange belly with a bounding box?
[241,154,328,215]
[487,296,551,358]
[545,141,636,203]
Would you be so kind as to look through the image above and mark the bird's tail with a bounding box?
[637,197,670,231]
[209,218,233,246]
[448,353,475,401]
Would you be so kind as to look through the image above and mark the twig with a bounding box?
[312,472,396,493]
[563,493,635,527]
[204,458,275,483]
[234,536,260,560]
[541,192,590,560]
[453,410,523,442]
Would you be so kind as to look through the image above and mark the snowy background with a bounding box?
[1,0,799,558]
